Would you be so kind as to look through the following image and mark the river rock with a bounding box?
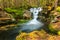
[23,10,32,19]
[49,22,60,32]
[0,10,15,24]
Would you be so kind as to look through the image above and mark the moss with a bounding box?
[18,19,29,24]
[4,8,24,19]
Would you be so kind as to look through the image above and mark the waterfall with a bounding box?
[27,7,43,25]
[20,7,44,32]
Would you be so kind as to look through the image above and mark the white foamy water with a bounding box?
[26,7,43,25]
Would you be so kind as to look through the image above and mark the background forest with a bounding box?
[0,0,60,40]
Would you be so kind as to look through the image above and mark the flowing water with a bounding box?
[20,7,44,32]
[27,7,42,25]
[0,7,44,40]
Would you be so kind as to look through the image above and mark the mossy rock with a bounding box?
[48,22,60,34]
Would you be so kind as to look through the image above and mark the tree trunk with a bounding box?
[54,0,58,8]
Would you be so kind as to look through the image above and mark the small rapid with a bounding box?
[20,7,44,32]
[26,7,43,25]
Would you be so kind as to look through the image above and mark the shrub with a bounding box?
[56,6,60,12]
[4,8,24,19]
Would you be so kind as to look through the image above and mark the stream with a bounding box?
[0,7,44,40]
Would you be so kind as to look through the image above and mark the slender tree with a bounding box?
[54,0,58,8]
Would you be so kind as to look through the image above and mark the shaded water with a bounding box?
[0,7,44,40]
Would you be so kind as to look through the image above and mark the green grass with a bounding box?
[4,8,24,18]
[18,19,29,24]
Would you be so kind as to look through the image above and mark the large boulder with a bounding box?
[23,10,32,19]
[0,10,15,24]
[51,11,60,23]
[0,11,15,20]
